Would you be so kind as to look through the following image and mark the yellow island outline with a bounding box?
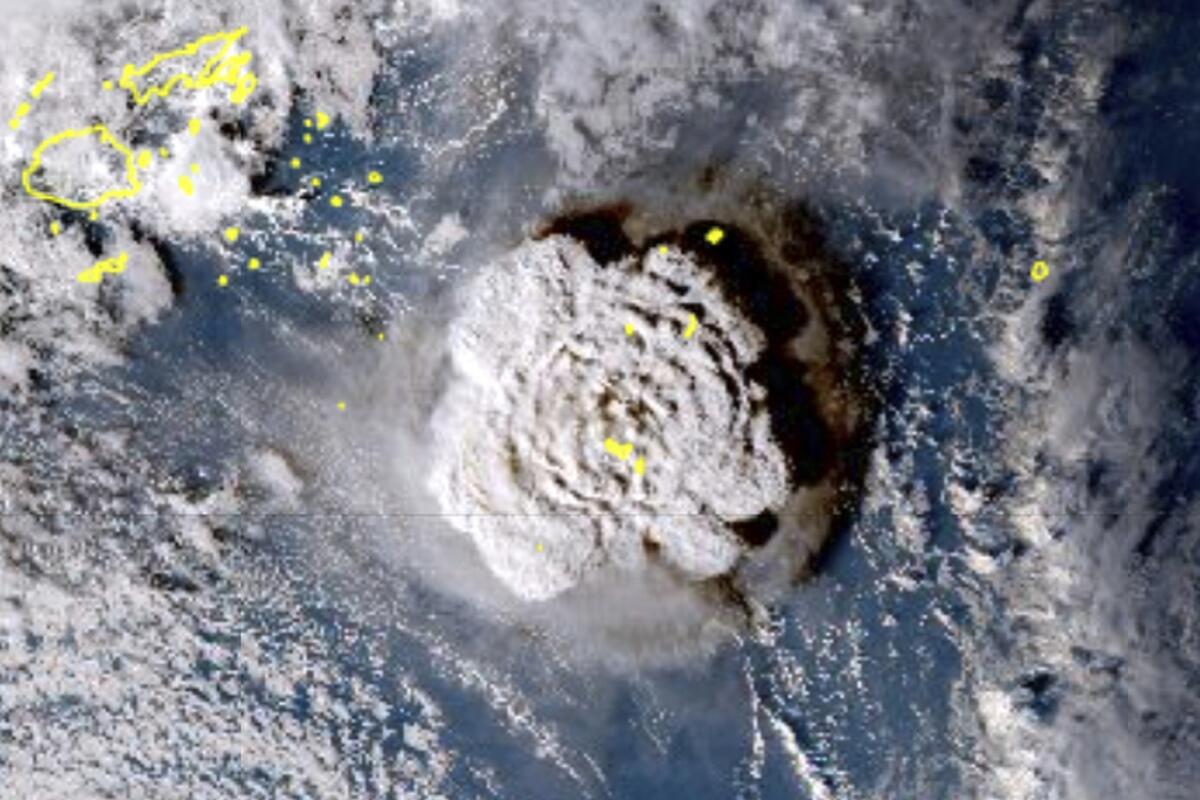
[31,71,55,99]
[77,251,129,284]
[603,437,647,476]
[683,313,698,339]
[22,124,142,210]
[20,27,259,211]
[118,26,257,106]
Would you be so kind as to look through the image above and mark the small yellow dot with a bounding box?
[376,332,385,341]
[318,251,332,269]
[705,226,725,245]
[348,273,360,285]
[178,175,195,196]
[224,227,239,243]
[310,177,322,188]
[354,231,365,244]
[217,275,229,287]
[290,157,301,169]
[1030,260,1050,283]
[315,111,331,130]
[367,171,383,185]
[190,163,200,175]
[303,133,313,145]
[187,118,201,136]
[336,401,346,411]
[248,257,261,270]
[49,221,61,236]
[159,147,170,158]
[363,275,372,286]
[657,244,669,255]
[330,195,343,208]
[624,322,635,336]
[136,150,153,169]
[304,118,313,128]
[633,456,646,476]
[102,80,114,90]
[535,543,544,553]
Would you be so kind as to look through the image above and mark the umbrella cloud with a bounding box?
[426,212,863,604]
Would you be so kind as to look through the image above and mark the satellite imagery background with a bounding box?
[1,1,1198,799]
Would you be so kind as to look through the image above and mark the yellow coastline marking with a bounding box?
[117,27,257,107]
[8,102,31,130]
[224,226,239,243]
[318,251,332,269]
[315,111,331,130]
[1030,260,1050,283]
[367,170,383,185]
[330,195,343,208]
[248,257,261,270]
[49,221,62,236]
[136,149,153,169]
[22,124,142,210]
[217,274,229,286]
[31,72,55,99]
[683,313,698,340]
[178,175,195,196]
[76,251,128,284]
[603,437,646,475]
[187,118,201,136]
[88,210,98,221]
[604,438,634,461]
[624,322,635,336]
[705,226,725,245]
[9,72,55,130]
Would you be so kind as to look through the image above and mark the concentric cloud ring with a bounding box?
[427,228,817,601]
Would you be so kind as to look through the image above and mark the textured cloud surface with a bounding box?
[429,236,790,600]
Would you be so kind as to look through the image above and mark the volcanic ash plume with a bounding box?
[427,234,801,602]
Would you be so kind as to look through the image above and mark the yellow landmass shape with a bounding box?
[77,252,128,284]
[683,313,698,339]
[603,438,647,476]
[22,124,142,210]
[604,437,634,461]
[31,71,55,99]
[118,26,257,107]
